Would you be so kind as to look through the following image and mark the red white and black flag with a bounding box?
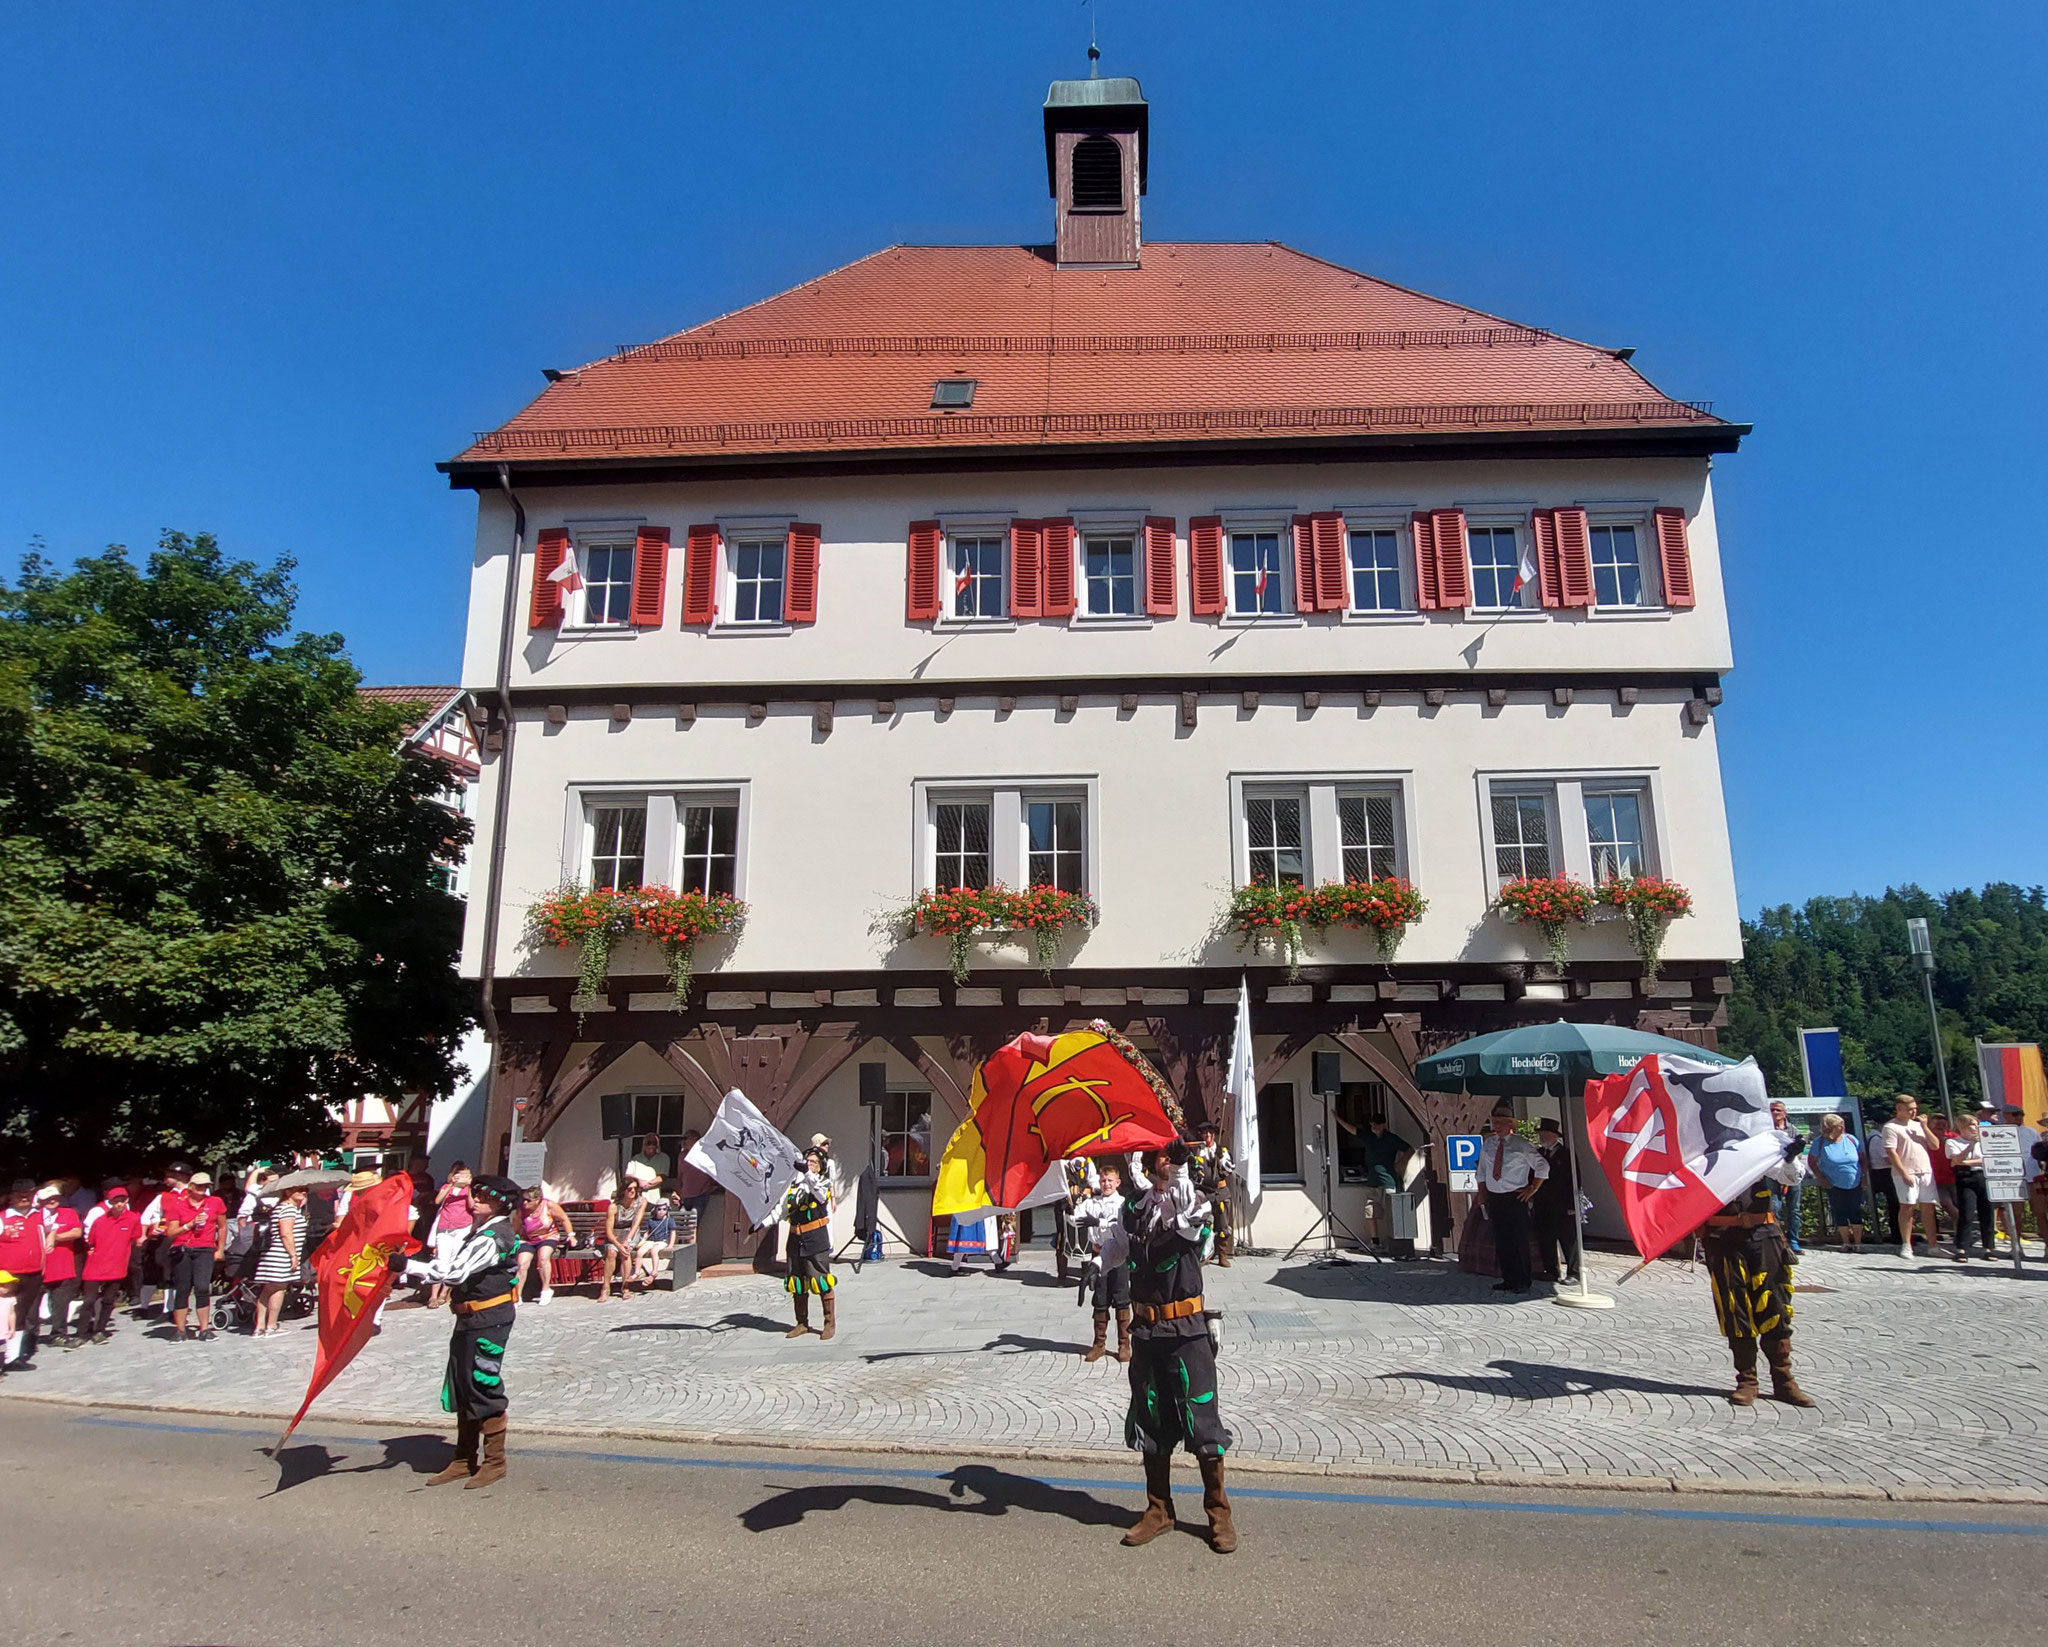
[1583,1054,1788,1262]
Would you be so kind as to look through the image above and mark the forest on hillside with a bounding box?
[1724,881,2048,1106]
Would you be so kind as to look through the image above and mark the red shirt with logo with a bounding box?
[82,1204,141,1281]
[161,1191,226,1250]
[0,1205,45,1276]
[38,1206,84,1282]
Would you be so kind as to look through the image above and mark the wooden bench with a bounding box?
[522,1201,696,1295]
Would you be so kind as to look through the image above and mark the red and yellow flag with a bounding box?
[274,1173,420,1451]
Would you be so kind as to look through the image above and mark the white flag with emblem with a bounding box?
[684,1089,802,1228]
[1227,976,1261,1204]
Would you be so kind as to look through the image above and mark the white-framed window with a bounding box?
[1244,791,1308,887]
[917,781,1099,897]
[1480,774,1659,893]
[678,801,740,895]
[1082,532,1139,617]
[1346,526,1404,613]
[577,538,637,627]
[880,1089,934,1182]
[950,533,1006,620]
[932,799,994,889]
[1589,523,1644,609]
[1231,775,1411,889]
[1583,788,1647,882]
[1228,530,1286,616]
[1467,524,1525,611]
[1337,791,1400,882]
[587,801,648,891]
[1489,790,1555,882]
[728,537,787,625]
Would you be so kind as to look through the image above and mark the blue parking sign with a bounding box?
[1447,1133,1483,1192]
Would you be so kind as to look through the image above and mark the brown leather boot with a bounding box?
[785,1292,811,1338]
[1082,1309,1110,1362]
[464,1416,507,1489]
[425,1416,476,1485]
[1727,1336,1759,1407]
[1198,1453,1237,1553]
[1121,1452,1176,1546]
[1115,1308,1133,1364]
[1763,1333,1816,1407]
[819,1292,837,1342]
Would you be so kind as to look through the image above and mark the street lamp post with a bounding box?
[1907,917,1955,1123]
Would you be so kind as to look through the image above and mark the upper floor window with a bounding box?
[579,539,637,627]
[1347,528,1403,613]
[729,538,787,625]
[1467,526,1525,611]
[1083,534,1139,617]
[1229,531,1285,616]
[588,803,647,891]
[1589,524,1643,608]
[1338,792,1399,882]
[1244,794,1307,887]
[951,535,1006,621]
[933,800,992,888]
[678,802,740,895]
[1490,791,1552,881]
[1027,798,1086,892]
[1584,789,1646,882]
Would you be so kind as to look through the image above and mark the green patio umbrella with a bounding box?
[1415,1022,1734,1309]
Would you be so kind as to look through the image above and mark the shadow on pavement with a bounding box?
[608,1312,789,1335]
[1393,1358,1726,1400]
[1264,1259,1529,1304]
[740,1463,1129,1533]
[863,1331,1085,1364]
[265,1432,455,1495]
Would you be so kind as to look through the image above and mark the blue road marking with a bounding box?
[71,1413,2048,1537]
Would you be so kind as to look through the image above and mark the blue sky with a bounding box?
[4,3,2043,914]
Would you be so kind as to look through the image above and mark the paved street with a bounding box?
[6,1245,2046,1499]
[3,1403,2042,1647]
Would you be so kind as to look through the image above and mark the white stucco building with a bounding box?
[442,75,1746,1260]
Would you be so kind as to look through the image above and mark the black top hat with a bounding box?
[1536,1117,1561,1135]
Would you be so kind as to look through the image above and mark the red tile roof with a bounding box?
[451,243,1732,471]
[359,684,460,738]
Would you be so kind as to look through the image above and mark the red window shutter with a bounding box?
[1654,507,1696,607]
[1143,517,1177,617]
[629,526,669,627]
[682,525,719,625]
[784,523,821,623]
[1528,509,1562,608]
[1411,512,1439,610]
[1429,508,1471,609]
[530,528,570,628]
[1290,515,1318,614]
[1041,518,1076,618]
[906,521,941,622]
[1189,516,1225,615]
[1553,506,1594,607]
[1312,511,1348,611]
[1009,519,1044,619]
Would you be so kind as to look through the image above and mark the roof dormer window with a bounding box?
[930,378,977,409]
[1070,136,1124,211]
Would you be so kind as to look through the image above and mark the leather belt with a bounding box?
[792,1217,829,1235]
[1705,1212,1776,1228]
[454,1291,514,1314]
[1131,1296,1205,1324]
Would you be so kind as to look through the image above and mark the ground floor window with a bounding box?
[1257,1082,1300,1179]
[881,1090,934,1181]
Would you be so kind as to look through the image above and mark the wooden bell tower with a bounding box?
[1044,74,1147,270]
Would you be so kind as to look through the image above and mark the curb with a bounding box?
[8,1388,2045,1506]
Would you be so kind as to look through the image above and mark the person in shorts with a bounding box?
[1881,1094,1941,1261]
[514,1185,574,1305]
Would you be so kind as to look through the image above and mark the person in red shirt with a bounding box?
[78,1181,140,1345]
[0,1178,47,1373]
[161,1170,227,1341]
[34,1184,85,1349]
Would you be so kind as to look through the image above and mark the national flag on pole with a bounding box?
[1510,534,1538,603]
[685,1089,802,1228]
[548,552,584,612]
[1582,1053,1789,1263]
[1976,1041,2048,1127]
[274,1173,420,1452]
[1226,976,1261,1205]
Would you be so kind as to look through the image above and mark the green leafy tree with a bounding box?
[1725,882,2048,1115]
[0,532,472,1173]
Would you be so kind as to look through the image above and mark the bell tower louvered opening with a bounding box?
[1043,74,1147,270]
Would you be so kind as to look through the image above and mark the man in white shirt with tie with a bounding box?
[1477,1101,1549,1295]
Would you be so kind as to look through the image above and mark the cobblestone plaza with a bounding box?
[10,1246,2044,1502]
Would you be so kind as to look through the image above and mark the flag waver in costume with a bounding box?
[273,1173,419,1454]
[403,1174,525,1488]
